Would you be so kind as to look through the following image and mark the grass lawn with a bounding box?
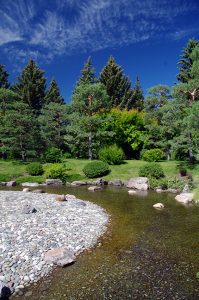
[0,159,198,202]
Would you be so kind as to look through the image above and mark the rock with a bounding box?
[167,188,180,193]
[21,182,39,187]
[55,195,66,202]
[95,178,108,186]
[22,188,30,192]
[153,203,164,209]
[175,193,193,204]
[126,177,149,191]
[22,204,37,214]
[65,194,76,199]
[32,189,45,193]
[156,188,164,193]
[88,186,102,191]
[6,181,16,187]
[0,182,7,186]
[182,184,190,193]
[70,181,87,186]
[0,285,12,299]
[128,190,136,195]
[108,180,123,186]
[46,179,63,185]
[44,247,75,267]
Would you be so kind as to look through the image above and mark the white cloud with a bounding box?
[0,0,198,63]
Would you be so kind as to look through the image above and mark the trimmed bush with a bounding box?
[44,147,62,163]
[139,162,165,179]
[83,161,110,178]
[45,164,66,181]
[142,149,163,162]
[26,162,43,176]
[98,144,125,165]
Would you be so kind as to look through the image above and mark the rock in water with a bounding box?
[44,247,75,267]
[88,186,102,191]
[128,190,136,195]
[153,203,164,209]
[23,188,30,192]
[175,193,193,204]
[126,177,149,191]
[46,179,63,185]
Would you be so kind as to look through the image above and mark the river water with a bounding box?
[3,185,199,299]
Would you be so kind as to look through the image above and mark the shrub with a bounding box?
[0,174,11,182]
[142,149,163,162]
[44,147,63,163]
[26,162,43,176]
[149,178,168,190]
[168,177,185,190]
[139,162,165,179]
[178,163,187,176]
[83,161,110,178]
[98,144,125,165]
[45,164,66,181]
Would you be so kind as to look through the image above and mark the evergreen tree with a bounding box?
[75,56,96,88]
[44,79,64,104]
[13,59,46,114]
[99,56,133,109]
[0,65,9,88]
[177,38,199,83]
[127,76,144,111]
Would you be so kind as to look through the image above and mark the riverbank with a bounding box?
[0,191,109,297]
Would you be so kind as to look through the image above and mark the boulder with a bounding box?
[23,188,30,192]
[156,188,164,193]
[44,247,75,267]
[46,179,63,185]
[32,189,45,193]
[175,193,193,204]
[182,184,190,193]
[22,204,37,214]
[126,177,149,191]
[153,203,164,209]
[71,181,87,186]
[128,190,136,195]
[167,188,180,194]
[108,179,123,186]
[21,182,39,187]
[6,181,16,187]
[55,195,67,202]
[88,186,102,191]
[0,182,7,186]
[95,178,108,186]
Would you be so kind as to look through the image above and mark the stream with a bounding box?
[2,185,199,299]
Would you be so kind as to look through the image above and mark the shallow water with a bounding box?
[2,186,199,299]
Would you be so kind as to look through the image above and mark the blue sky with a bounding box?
[0,0,199,102]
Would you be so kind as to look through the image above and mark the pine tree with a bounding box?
[127,76,144,111]
[99,55,133,109]
[177,38,199,83]
[14,59,46,114]
[45,79,64,104]
[75,56,96,88]
[0,64,9,88]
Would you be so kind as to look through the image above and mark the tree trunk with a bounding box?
[88,132,92,160]
[166,145,171,161]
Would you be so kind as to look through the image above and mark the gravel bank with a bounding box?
[0,191,109,296]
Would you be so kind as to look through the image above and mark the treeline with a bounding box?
[0,38,198,162]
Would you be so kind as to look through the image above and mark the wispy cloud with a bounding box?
[0,0,199,64]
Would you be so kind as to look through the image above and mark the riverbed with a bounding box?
[1,185,199,299]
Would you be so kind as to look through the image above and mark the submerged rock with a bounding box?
[175,193,193,204]
[88,186,102,191]
[153,203,164,209]
[108,180,123,186]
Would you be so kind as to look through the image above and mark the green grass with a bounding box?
[16,176,44,184]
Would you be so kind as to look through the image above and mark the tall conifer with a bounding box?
[0,64,9,89]
[45,79,64,104]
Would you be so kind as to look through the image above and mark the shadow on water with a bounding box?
[2,186,199,300]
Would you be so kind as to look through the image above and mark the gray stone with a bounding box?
[23,188,30,192]
[22,204,37,214]
[6,181,16,187]
[153,203,164,209]
[182,184,190,193]
[175,193,193,204]
[88,186,102,191]
[46,179,63,185]
[70,181,87,186]
[44,247,75,267]
[65,194,76,199]
[108,179,123,186]
[32,189,45,193]
[126,177,149,191]
[21,182,39,187]
[95,178,108,186]
[0,182,7,186]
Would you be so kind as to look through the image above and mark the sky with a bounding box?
[0,0,199,102]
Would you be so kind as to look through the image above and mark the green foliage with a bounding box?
[167,177,185,190]
[44,147,63,163]
[26,162,43,176]
[0,174,11,182]
[149,177,168,190]
[83,161,110,178]
[139,162,165,179]
[142,149,163,162]
[130,76,144,111]
[178,163,187,176]
[16,175,44,184]
[44,79,64,104]
[0,65,9,89]
[99,55,134,109]
[98,144,125,165]
[45,164,66,181]
[65,173,85,182]
[75,57,96,88]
